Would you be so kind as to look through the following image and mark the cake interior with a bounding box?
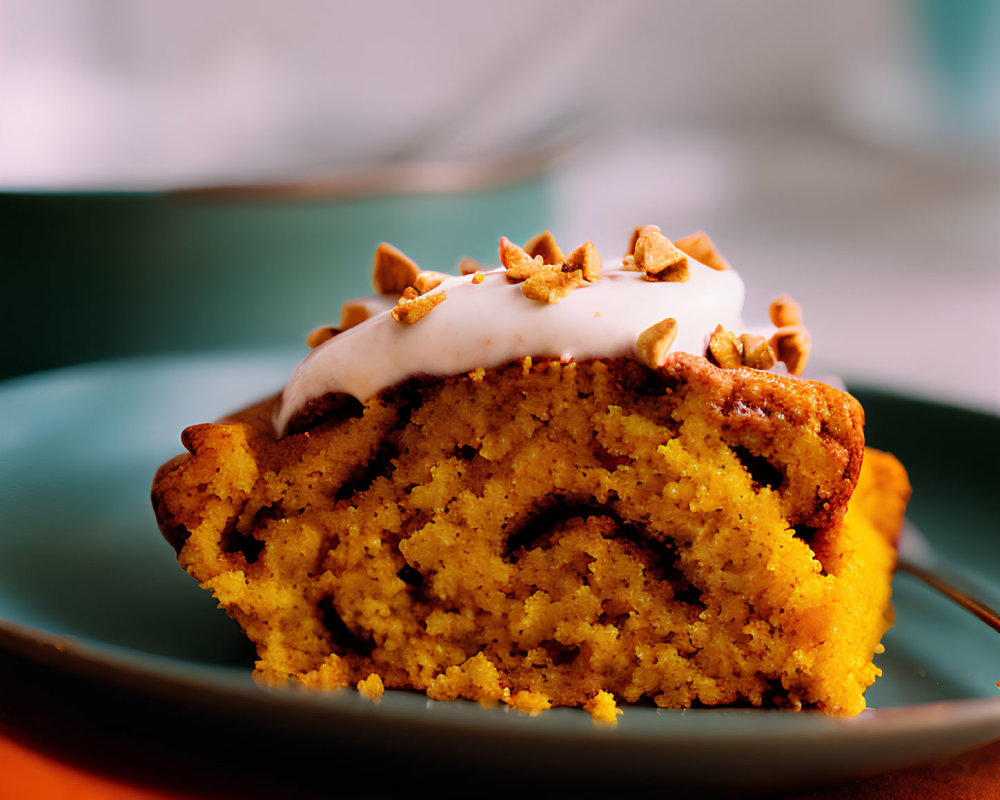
[153,354,907,717]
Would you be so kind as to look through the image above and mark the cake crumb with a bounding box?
[586,690,621,725]
[357,672,384,702]
[508,690,552,715]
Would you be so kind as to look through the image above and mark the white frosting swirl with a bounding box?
[274,259,744,435]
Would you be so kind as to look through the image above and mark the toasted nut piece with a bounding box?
[373,242,420,295]
[626,224,661,256]
[340,301,372,330]
[636,231,689,282]
[674,231,730,271]
[708,325,742,369]
[392,290,446,325]
[524,230,564,265]
[769,294,803,327]
[459,257,481,276]
[622,254,640,271]
[522,267,583,303]
[306,325,340,348]
[471,272,485,284]
[770,324,811,375]
[563,241,602,282]
[400,286,419,301]
[413,270,448,294]
[635,317,678,369]
[499,236,545,281]
[739,333,777,370]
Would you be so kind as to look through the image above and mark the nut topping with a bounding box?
[674,231,730,271]
[413,271,448,294]
[340,301,373,330]
[499,236,545,281]
[391,290,446,325]
[769,294,803,327]
[626,224,661,257]
[636,317,679,369]
[635,231,689,282]
[521,268,583,303]
[524,230,564,265]
[563,241,602,282]
[707,325,743,369]
[373,242,421,295]
[770,325,811,375]
[739,333,777,370]
[460,258,481,276]
[306,326,340,348]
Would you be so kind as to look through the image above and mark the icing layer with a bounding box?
[274,259,744,435]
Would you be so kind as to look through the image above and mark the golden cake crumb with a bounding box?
[586,690,621,725]
[357,672,385,702]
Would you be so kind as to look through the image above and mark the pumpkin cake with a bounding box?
[151,227,910,720]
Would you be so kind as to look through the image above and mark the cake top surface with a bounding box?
[273,229,810,436]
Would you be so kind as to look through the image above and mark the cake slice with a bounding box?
[152,229,909,718]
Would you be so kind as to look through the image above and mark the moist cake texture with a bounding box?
[152,228,909,719]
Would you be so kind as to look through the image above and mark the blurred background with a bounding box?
[1,0,997,411]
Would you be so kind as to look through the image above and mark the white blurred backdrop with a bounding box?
[1,0,997,410]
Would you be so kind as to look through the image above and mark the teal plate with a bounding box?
[1,353,998,792]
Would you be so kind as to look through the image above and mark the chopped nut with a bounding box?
[524,230,564,265]
[563,241,602,282]
[708,325,743,369]
[499,236,545,281]
[391,290,446,325]
[521,267,583,303]
[400,286,419,301]
[621,254,641,271]
[674,231,730,271]
[635,317,678,369]
[636,231,689,282]
[357,673,384,702]
[306,325,340,348]
[770,325,811,375]
[471,272,485,284]
[459,257,481,276]
[626,224,661,257]
[372,242,421,295]
[739,333,777,370]
[769,294,803,327]
[413,270,448,294]
[340,301,372,330]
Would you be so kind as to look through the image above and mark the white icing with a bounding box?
[274,259,745,435]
